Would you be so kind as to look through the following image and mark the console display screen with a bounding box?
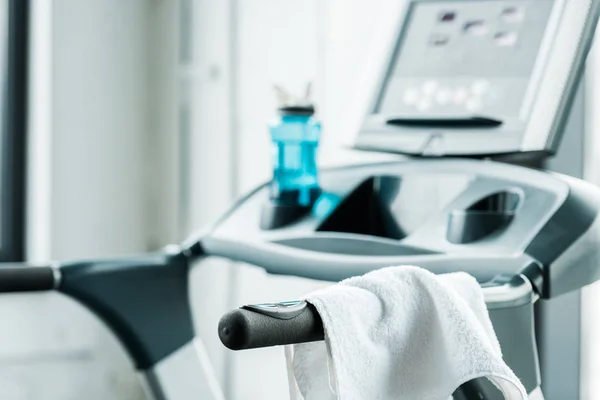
[377,0,555,120]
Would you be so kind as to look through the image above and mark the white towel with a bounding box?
[286,266,528,400]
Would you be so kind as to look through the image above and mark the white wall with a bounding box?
[581,28,600,400]
[182,0,236,387]
[0,1,179,399]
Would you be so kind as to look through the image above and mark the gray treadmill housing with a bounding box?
[355,0,600,156]
[201,160,600,299]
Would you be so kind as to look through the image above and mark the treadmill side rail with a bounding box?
[0,262,59,292]
[58,248,195,370]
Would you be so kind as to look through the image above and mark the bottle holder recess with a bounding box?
[316,176,405,240]
[447,190,522,244]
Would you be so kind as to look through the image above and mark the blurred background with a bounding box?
[0,0,599,399]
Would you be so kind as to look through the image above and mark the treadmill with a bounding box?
[0,0,598,399]
[214,1,600,399]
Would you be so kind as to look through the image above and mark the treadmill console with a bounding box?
[201,160,600,299]
[355,0,600,156]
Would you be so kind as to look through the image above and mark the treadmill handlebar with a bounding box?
[218,273,536,351]
[0,263,58,293]
[219,301,324,350]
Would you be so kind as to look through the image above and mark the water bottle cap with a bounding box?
[274,83,316,116]
[278,104,315,116]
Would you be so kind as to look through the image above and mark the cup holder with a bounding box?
[316,176,405,240]
[447,190,521,244]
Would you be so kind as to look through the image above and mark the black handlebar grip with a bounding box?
[218,301,324,350]
[0,264,57,293]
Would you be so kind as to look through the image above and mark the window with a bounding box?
[0,0,28,261]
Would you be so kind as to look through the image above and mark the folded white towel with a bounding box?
[286,266,527,400]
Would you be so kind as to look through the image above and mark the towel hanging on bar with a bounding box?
[285,266,527,400]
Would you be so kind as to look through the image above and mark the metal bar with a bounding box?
[0,263,58,292]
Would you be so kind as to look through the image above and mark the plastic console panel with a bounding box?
[200,159,600,299]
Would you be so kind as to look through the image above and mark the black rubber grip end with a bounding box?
[219,310,250,350]
[218,302,324,351]
[0,264,56,293]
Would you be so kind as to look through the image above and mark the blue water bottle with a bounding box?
[269,85,322,207]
